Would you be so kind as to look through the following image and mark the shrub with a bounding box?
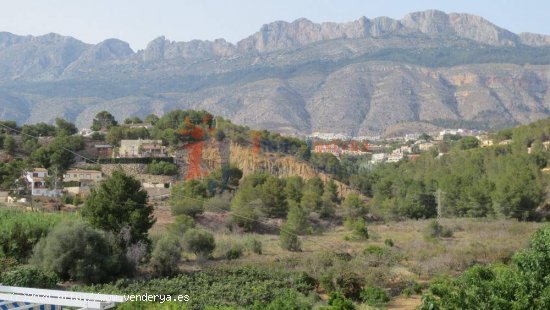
[325,292,355,310]
[0,266,58,288]
[293,272,318,294]
[167,214,196,236]
[424,220,453,239]
[231,199,261,231]
[286,204,311,235]
[146,160,178,175]
[184,229,216,259]
[364,245,385,256]
[334,272,363,300]
[319,271,335,292]
[82,170,153,245]
[246,238,263,255]
[225,244,243,260]
[150,235,181,276]
[204,195,232,213]
[251,289,312,310]
[360,286,390,306]
[402,280,422,297]
[0,209,66,261]
[0,257,18,270]
[31,221,123,284]
[171,197,205,218]
[342,193,366,220]
[384,238,395,247]
[280,224,301,251]
[352,219,369,240]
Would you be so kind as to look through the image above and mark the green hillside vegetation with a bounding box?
[3,113,550,308]
[344,119,550,221]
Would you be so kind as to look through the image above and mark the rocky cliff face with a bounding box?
[1,10,550,135]
[196,139,356,197]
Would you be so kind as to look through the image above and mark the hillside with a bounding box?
[2,10,550,135]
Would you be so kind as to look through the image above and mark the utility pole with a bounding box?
[52,166,60,211]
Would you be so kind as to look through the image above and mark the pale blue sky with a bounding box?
[0,0,547,50]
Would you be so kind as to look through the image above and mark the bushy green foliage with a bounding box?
[333,272,364,300]
[352,219,369,240]
[246,238,263,255]
[360,287,389,306]
[171,180,208,217]
[310,153,344,179]
[424,220,453,239]
[150,235,182,276]
[420,225,550,309]
[224,244,243,260]
[323,292,355,310]
[106,126,151,145]
[0,209,67,261]
[342,193,366,221]
[203,195,232,213]
[183,229,215,259]
[55,118,78,136]
[280,223,301,252]
[0,265,58,288]
[30,135,85,170]
[92,111,118,131]
[250,289,312,310]
[216,117,310,159]
[3,135,15,154]
[300,177,324,213]
[82,170,153,245]
[80,266,315,310]
[361,139,544,220]
[31,221,124,284]
[167,215,196,236]
[285,176,305,203]
[0,158,25,190]
[286,204,311,235]
[146,160,178,175]
[260,176,288,218]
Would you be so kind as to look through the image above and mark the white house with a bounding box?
[370,153,387,164]
[25,168,62,197]
[118,139,166,158]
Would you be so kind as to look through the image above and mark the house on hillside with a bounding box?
[118,139,166,158]
[63,169,104,195]
[63,169,103,183]
[25,168,62,197]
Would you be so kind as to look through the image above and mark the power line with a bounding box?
[0,122,102,166]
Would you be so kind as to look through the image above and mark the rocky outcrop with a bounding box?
[195,140,357,197]
[141,36,236,62]
[2,10,550,135]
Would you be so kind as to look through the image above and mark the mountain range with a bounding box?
[2,9,550,136]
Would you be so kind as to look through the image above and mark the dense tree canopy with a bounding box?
[82,171,154,245]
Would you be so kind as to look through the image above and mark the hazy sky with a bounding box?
[0,0,548,50]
